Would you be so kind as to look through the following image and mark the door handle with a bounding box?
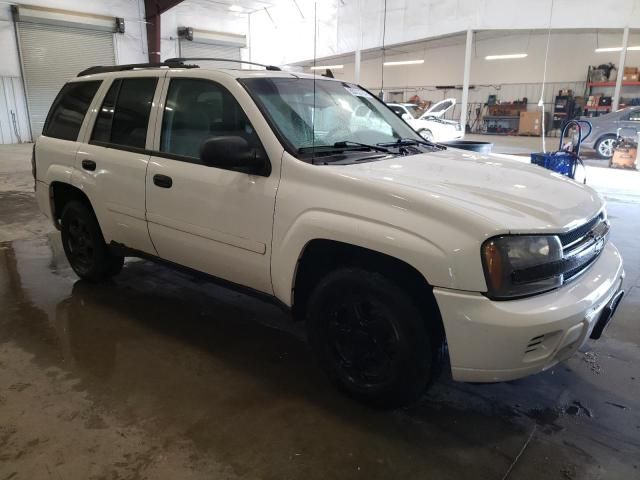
[81,159,96,171]
[153,174,173,188]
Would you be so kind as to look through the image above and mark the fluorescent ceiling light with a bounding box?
[485,53,528,60]
[229,5,244,12]
[383,59,425,66]
[595,46,640,52]
[310,64,344,70]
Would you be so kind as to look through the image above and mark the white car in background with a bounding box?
[388,99,464,142]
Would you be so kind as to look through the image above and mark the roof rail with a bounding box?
[77,61,199,77]
[164,57,281,71]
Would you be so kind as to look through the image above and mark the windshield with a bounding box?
[240,77,422,154]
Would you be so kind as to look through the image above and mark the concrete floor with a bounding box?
[1,142,639,479]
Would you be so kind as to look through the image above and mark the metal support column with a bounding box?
[460,29,473,134]
[612,26,629,111]
[144,0,185,63]
[354,50,361,84]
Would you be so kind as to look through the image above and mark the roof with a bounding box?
[72,65,341,83]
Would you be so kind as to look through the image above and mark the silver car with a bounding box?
[581,107,640,158]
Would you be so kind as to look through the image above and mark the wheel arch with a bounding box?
[49,181,95,227]
[289,239,444,334]
[594,133,617,154]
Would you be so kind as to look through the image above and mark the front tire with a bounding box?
[60,201,124,282]
[306,268,442,408]
[595,135,616,159]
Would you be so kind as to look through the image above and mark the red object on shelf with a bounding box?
[587,81,640,87]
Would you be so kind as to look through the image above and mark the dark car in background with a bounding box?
[581,107,640,158]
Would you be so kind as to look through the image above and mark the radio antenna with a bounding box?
[312,1,317,154]
[379,0,387,100]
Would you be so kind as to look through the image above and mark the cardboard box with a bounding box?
[623,73,639,82]
[611,146,638,170]
[519,111,542,136]
[623,66,638,74]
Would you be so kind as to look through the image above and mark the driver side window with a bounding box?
[160,78,257,160]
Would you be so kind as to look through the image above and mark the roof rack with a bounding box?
[77,61,199,77]
[164,57,281,71]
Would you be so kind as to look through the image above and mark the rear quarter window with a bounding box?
[43,81,102,141]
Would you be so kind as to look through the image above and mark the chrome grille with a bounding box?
[559,213,605,249]
[561,214,609,283]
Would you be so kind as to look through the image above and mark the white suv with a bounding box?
[34,60,624,407]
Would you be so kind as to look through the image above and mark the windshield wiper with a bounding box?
[333,141,391,153]
[377,137,444,149]
[298,141,391,154]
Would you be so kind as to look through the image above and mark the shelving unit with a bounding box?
[482,115,520,135]
[585,81,640,116]
[587,81,640,88]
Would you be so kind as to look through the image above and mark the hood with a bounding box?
[420,98,456,119]
[341,149,603,234]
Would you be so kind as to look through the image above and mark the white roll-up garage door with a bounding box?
[179,40,241,69]
[16,22,115,138]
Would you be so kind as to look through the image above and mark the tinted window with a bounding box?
[44,81,101,141]
[91,80,119,143]
[627,109,640,122]
[160,78,257,160]
[91,77,157,148]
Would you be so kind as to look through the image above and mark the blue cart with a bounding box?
[531,120,592,183]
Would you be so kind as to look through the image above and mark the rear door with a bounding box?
[36,80,103,186]
[74,72,163,254]
[620,108,640,137]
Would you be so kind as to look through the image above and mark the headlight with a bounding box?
[482,235,563,299]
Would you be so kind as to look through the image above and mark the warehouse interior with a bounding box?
[1,1,639,479]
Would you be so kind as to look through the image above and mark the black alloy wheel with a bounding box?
[61,201,124,282]
[307,268,443,408]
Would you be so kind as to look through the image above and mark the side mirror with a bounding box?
[401,113,412,122]
[200,136,270,176]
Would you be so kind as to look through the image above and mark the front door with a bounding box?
[145,76,278,294]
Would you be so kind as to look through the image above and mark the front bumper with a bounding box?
[434,241,624,383]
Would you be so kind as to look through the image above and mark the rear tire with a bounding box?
[60,201,124,282]
[306,268,442,408]
[595,135,616,159]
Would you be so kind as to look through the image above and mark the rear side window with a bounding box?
[43,81,101,141]
[91,77,157,149]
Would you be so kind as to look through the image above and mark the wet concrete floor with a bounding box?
[1,143,639,479]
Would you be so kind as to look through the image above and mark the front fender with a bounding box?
[271,209,451,306]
